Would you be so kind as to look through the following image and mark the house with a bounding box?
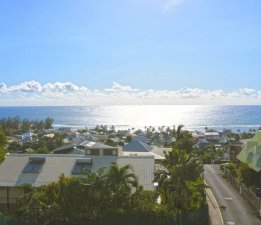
[0,153,154,210]
[79,141,119,156]
[72,134,98,145]
[219,137,228,146]
[192,131,205,140]
[123,140,153,152]
[150,134,163,146]
[123,140,164,160]
[67,132,79,141]
[204,132,221,143]
[224,141,243,161]
[18,132,35,143]
[133,135,148,144]
[52,144,85,154]
[195,138,210,149]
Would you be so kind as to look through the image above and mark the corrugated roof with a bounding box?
[123,140,153,152]
[0,154,154,190]
[117,156,154,190]
[53,144,74,153]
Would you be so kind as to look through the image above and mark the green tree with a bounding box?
[131,189,159,211]
[126,135,132,143]
[83,167,111,210]
[238,163,259,187]
[107,162,138,209]
[13,174,89,225]
[154,148,205,223]
[197,145,215,164]
[44,117,54,129]
[172,124,184,141]
[7,141,21,153]
[171,125,194,153]
[0,129,7,149]
[0,150,6,164]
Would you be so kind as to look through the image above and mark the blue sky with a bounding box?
[1,0,261,105]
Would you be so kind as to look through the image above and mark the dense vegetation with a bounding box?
[222,162,260,187]
[0,117,65,153]
[10,151,208,225]
[0,117,54,136]
[7,133,65,153]
[154,149,207,223]
[0,121,210,224]
[0,129,7,163]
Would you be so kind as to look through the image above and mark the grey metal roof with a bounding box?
[0,154,79,187]
[53,144,75,153]
[133,135,148,143]
[117,156,154,190]
[0,154,154,190]
[123,140,153,152]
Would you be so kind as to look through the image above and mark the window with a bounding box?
[90,149,99,155]
[72,158,92,174]
[103,149,117,156]
[103,149,112,156]
[23,157,45,173]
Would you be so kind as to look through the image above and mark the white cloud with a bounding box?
[8,80,42,92]
[0,83,7,93]
[105,82,139,92]
[0,80,261,105]
[42,82,80,92]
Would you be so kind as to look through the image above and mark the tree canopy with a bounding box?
[0,129,7,149]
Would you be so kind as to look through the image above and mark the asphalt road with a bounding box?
[204,164,261,225]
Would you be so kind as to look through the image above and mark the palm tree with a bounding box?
[154,148,204,222]
[83,167,110,207]
[171,124,195,153]
[172,124,184,141]
[107,162,138,208]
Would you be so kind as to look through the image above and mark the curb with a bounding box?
[205,181,224,225]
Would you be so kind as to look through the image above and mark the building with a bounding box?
[78,141,120,156]
[18,132,35,143]
[123,139,153,152]
[224,141,243,161]
[0,153,154,210]
[204,132,221,143]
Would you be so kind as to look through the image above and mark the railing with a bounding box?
[227,172,260,215]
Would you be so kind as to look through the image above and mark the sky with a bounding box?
[1,0,261,105]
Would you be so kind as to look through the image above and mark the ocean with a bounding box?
[0,105,261,132]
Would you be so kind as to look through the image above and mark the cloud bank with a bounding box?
[0,80,260,105]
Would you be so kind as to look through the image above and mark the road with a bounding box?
[204,164,260,225]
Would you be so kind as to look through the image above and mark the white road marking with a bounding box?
[227,222,236,225]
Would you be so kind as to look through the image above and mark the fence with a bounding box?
[227,171,260,215]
